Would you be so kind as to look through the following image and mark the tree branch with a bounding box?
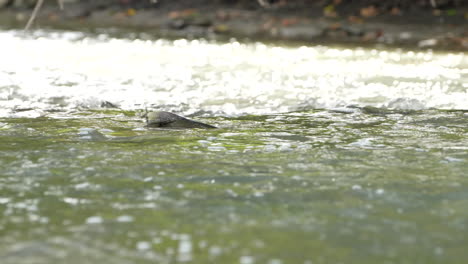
[25,0,64,30]
[24,0,44,30]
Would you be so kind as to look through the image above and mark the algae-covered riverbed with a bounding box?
[0,29,467,263]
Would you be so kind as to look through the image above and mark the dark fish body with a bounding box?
[144,111,216,129]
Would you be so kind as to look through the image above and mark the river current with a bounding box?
[0,29,467,264]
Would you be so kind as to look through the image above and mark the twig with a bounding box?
[24,0,64,31]
[58,0,64,10]
[24,0,44,30]
[257,0,272,8]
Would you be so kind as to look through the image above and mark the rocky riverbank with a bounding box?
[0,0,467,50]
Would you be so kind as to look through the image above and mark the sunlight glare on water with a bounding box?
[0,30,466,118]
[0,29,468,264]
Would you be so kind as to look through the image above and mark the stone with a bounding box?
[0,0,10,8]
[144,111,216,129]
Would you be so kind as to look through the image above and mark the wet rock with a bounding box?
[278,25,323,40]
[387,98,426,110]
[418,38,438,47]
[9,0,36,8]
[212,23,230,34]
[144,111,216,129]
[62,4,93,19]
[78,128,108,141]
[0,0,466,50]
[169,18,187,29]
[100,101,119,108]
[0,0,9,8]
[190,16,212,27]
[344,26,364,37]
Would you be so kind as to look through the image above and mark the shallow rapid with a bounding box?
[0,29,467,264]
[0,29,466,118]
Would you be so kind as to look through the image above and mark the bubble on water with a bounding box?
[253,191,264,197]
[152,237,162,244]
[63,197,79,205]
[296,144,312,150]
[0,122,11,129]
[375,188,385,195]
[240,256,255,264]
[443,156,464,163]
[198,140,211,146]
[198,240,207,248]
[177,234,192,262]
[116,215,134,222]
[84,167,95,172]
[351,185,362,190]
[11,200,38,212]
[85,216,103,224]
[263,145,276,152]
[209,245,222,257]
[348,138,374,148]
[77,127,94,135]
[99,128,114,133]
[208,146,227,151]
[136,241,151,251]
[269,259,282,264]
[278,143,292,152]
[74,182,90,189]
[400,235,416,244]
[434,247,444,256]
[0,197,11,204]
[77,128,107,141]
[226,189,238,197]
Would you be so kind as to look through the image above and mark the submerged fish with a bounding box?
[144,111,216,129]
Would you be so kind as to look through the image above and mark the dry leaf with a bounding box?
[168,9,197,19]
[329,23,341,30]
[360,6,378,17]
[262,18,276,30]
[126,8,136,16]
[281,18,299,27]
[390,7,401,16]
[213,24,229,33]
[433,9,442,16]
[323,5,338,18]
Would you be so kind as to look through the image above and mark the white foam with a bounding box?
[1,30,466,118]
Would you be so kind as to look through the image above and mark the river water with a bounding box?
[0,29,467,264]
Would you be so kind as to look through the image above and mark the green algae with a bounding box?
[0,109,467,264]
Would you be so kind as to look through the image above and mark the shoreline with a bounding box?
[0,1,467,50]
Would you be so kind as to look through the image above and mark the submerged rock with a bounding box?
[144,111,216,129]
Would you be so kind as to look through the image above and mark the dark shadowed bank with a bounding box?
[0,0,467,50]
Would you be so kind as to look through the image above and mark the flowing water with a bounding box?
[0,29,467,264]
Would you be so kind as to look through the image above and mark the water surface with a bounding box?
[0,29,467,264]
